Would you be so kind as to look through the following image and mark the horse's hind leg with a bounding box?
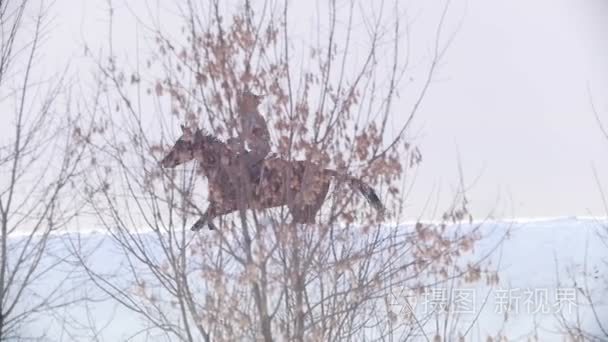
[291,207,317,224]
[290,179,331,224]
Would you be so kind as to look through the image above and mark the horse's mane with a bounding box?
[197,129,225,145]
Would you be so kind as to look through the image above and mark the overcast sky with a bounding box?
[413,0,608,219]
[14,0,608,220]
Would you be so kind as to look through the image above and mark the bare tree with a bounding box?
[71,0,502,340]
[0,0,90,339]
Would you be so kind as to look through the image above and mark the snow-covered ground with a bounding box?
[449,217,607,340]
[17,217,608,341]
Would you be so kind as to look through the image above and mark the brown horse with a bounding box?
[160,125,384,231]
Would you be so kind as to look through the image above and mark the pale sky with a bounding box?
[413,0,608,219]
[11,0,608,220]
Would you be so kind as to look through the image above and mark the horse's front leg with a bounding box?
[191,206,217,231]
[191,203,235,231]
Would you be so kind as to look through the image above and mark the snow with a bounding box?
[14,217,607,341]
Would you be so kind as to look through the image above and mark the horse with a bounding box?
[160,125,385,231]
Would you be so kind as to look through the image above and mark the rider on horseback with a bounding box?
[161,93,385,230]
[227,90,271,185]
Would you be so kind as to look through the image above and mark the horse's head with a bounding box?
[161,125,229,170]
[161,125,201,168]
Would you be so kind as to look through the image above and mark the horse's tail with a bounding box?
[324,169,385,215]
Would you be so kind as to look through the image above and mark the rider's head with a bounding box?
[238,89,263,113]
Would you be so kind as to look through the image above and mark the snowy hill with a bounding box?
[16,217,607,341]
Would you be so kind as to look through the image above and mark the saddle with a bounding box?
[238,151,278,186]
